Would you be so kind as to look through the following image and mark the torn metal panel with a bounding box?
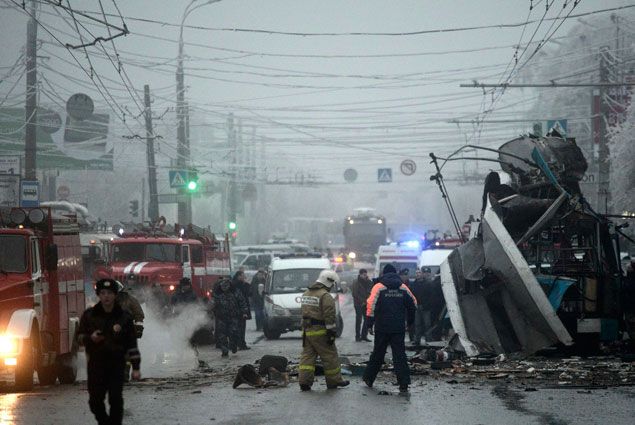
[440,199,573,356]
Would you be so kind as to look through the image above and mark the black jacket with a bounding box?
[366,272,417,334]
[233,278,252,319]
[212,284,248,321]
[351,276,373,307]
[171,287,198,306]
[408,277,444,310]
[250,274,266,309]
[77,302,141,370]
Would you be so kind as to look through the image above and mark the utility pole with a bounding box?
[24,0,38,180]
[227,113,237,234]
[141,178,146,223]
[598,46,611,213]
[176,23,188,224]
[143,85,159,222]
[257,131,266,243]
[185,102,192,223]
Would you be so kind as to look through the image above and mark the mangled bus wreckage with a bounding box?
[438,135,626,356]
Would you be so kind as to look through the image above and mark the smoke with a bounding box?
[138,301,211,378]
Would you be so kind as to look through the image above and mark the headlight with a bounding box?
[0,335,18,355]
[272,304,290,316]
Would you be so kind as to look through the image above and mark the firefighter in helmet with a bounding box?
[298,269,350,391]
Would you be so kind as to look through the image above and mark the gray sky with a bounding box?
[1,0,633,230]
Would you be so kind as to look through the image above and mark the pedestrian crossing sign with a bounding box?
[169,170,187,188]
[377,168,392,183]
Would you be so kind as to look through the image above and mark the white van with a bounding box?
[262,255,344,339]
[419,249,453,276]
[374,243,420,277]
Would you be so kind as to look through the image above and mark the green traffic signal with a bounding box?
[228,221,237,230]
[187,180,198,191]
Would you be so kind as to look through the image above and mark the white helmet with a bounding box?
[316,269,340,289]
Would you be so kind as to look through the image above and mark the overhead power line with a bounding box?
[75,3,635,36]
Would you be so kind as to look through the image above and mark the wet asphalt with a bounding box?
[1,294,634,425]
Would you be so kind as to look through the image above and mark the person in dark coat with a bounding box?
[250,269,267,331]
[363,264,417,394]
[211,278,248,357]
[409,267,441,345]
[351,268,373,342]
[77,279,141,425]
[170,277,198,311]
[233,270,252,349]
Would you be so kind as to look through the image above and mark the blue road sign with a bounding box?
[20,180,40,207]
[378,168,392,183]
[169,170,187,188]
[546,119,567,136]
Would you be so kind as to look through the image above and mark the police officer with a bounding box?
[77,278,141,425]
[298,269,350,391]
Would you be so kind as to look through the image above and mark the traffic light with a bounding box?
[129,200,139,217]
[186,171,198,192]
[231,231,238,240]
[228,221,237,231]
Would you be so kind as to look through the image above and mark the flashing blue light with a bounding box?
[403,240,421,249]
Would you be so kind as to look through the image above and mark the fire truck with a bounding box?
[98,223,231,304]
[0,207,84,390]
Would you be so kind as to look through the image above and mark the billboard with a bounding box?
[0,107,113,170]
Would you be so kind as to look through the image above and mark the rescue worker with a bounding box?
[250,269,267,331]
[77,278,141,425]
[351,268,373,342]
[116,281,145,324]
[299,269,350,391]
[116,281,145,382]
[233,270,252,350]
[210,278,248,357]
[363,264,417,394]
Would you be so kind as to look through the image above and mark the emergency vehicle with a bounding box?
[100,223,231,303]
[0,207,84,390]
[374,242,421,277]
[262,254,344,339]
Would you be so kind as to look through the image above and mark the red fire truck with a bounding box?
[0,207,84,390]
[97,223,231,304]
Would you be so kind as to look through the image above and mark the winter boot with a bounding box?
[327,380,350,389]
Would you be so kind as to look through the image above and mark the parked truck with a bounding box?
[97,223,231,307]
[0,206,84,390]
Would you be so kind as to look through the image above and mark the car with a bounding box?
[262,255,344,340]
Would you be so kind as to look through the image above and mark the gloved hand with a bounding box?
[326,329,337,345]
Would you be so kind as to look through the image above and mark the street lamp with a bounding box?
[176,0,221,224]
